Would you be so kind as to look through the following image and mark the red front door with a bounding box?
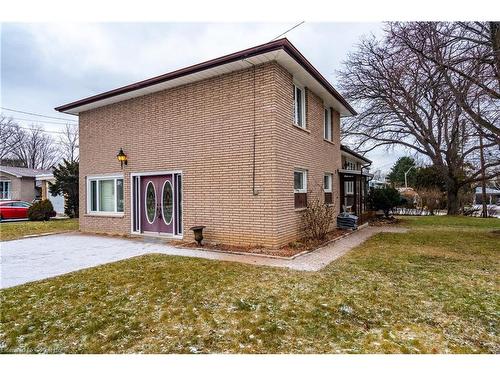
[141,175,174,234]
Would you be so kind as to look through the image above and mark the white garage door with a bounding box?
[49,193,65,214]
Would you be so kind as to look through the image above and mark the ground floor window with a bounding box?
[87,176,124,213]
[294,169,307,209]
[324,173,333,204]
[0,180,11,200]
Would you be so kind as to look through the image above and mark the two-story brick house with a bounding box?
[56,38,372,247]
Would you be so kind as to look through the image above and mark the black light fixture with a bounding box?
[117,148,128,169]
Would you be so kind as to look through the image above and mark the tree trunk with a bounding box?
[447,184,460,215]
[479,131,488,217]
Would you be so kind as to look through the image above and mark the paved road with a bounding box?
[0,226,408,288]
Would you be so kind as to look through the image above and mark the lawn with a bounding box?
[0,219,78,241]
[0,216,498,353]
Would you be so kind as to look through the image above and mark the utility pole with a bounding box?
[479,131,488,218]
[404,166,415,189]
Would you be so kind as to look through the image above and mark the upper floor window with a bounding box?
[324,107,332,141]
[294,169,307,208]
[345,160,357,170]
[293,84,306,128]
[324,173,333,204]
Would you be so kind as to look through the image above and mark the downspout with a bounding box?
[361,161,373,183]
[360,161,373,214]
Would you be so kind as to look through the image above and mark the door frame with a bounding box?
[130,170,183,239]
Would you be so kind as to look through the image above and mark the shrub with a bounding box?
[417,188,445,215]
[463,205,480,216]
[367,186,402,218]
[49,160,79,218]
[28,199,56,221]
[301,196,335,241]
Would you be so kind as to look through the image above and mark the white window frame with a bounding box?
[324,107,332,141]
[0,180,12,200]
[346,160,356,170]
[86,174,124,215]
[293,83,306,129]
[294,169,308,193]
[345,180,354,195]
[324,173,332,193]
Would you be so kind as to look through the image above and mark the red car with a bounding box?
[0,200,32,221]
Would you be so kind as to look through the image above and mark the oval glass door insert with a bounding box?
[162,180,173,225]
[145,181,156,224]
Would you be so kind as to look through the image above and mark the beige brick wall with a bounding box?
[79,61,342,247]
[272,64,342,245]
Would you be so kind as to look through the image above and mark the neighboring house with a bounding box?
[36,174,66,215]
[56,38,372,247]
[474,187,500,205]
[0,166,66,215]
[0,166,48,202]
[369,179,390,189]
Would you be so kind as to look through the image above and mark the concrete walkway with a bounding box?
[0,226,407,288]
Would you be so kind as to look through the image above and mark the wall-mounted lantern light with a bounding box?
[117,148,128,169]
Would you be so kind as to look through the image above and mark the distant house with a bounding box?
[474,187,500,205]
[0,166,49,202]
[369,179,390,189]
[0,166,65,214]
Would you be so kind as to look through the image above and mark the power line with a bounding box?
[2,122,70,135]
[3,115,77,126]
[270,21,305,42]
[1,107,78,122]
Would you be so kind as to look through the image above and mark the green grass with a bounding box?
[0,216,498,353]
[0,219,78,241]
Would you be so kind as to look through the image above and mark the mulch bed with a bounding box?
[369,216,401,226]
[174,228,350,258]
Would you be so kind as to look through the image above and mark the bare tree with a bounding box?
[389,22,500,141]
[12,125,60,170]
[59,123,79,162]
[338,26,500,214]
[0,115,23,162]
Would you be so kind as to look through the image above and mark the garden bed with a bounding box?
[175,228,350,258]
[368,216,402,226]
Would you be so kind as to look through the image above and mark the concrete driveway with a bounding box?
[1,227,407,288]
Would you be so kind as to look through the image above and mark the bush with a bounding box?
[367,186,402,218]
[417,188,445,215]
[28,199,56,221]
[301,196,335,241]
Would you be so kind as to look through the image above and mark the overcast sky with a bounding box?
[1,22,405,172]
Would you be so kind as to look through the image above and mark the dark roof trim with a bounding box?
[340,144,372,164]
[55,38,356,115]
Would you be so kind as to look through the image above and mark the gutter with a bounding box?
[55,38,357,116]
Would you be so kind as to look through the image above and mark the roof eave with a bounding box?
[0,170,23,178]
[340,145,372,164]
[55,38,356,116]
